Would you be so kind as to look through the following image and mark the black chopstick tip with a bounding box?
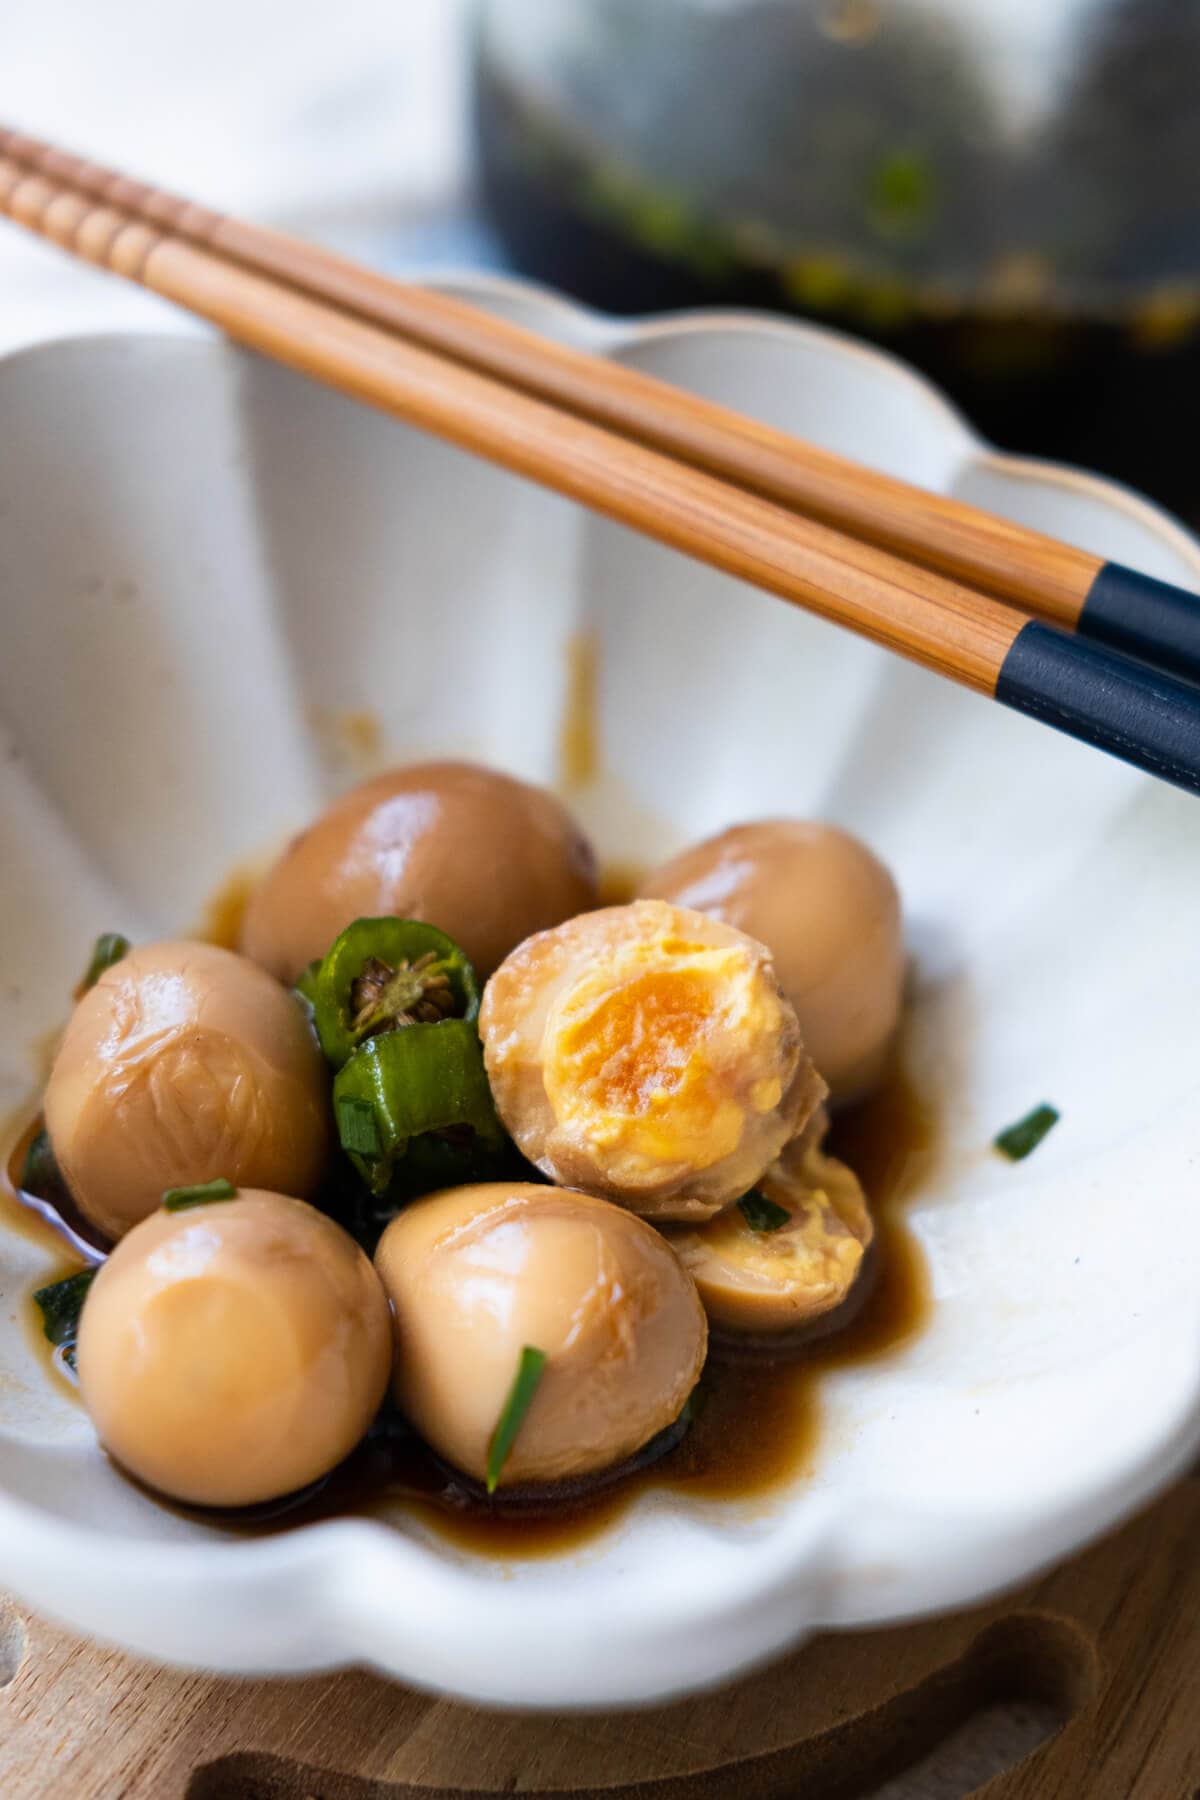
[996,619,1200,797]
[1080,561,1200,688]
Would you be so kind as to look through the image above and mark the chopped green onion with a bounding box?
[162,1177,238,1212]
[738,1190,790,1232]
[293,959,322,1020]
[33,1268,96,1370]
[486,1345,547,1495]
[337,1095,382,1159]
[20,1127,65,1203]
[79,932,131,993]
[993,1104,1060,1162]
[674,1384,706,1431]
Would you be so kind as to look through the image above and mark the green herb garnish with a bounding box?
[33,1268,96,1371]
[78,932,131,994]
[993,1105,1060,1163]
[337,1095,382,1159]
[674,1384,706,1431]
[486,1345,547,1495]
[293,959,322,1022]
[162,1177,238,1212]
[738,1190,790,1232]
[20,1128,65,1203]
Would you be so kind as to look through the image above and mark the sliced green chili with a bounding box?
[162,1178,238,1212]
[312,917,480,1069]
[486,1346,547,1494]
[78,932,130,995]
[388,1130,522,1203]
[993,1104,1060,1163]
[319,1138,524,1260]
[738,1190,790,1233]
[33,1268,96,1371]
[332,1020,503,1198]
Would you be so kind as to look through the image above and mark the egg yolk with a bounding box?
[543,937,786,1183]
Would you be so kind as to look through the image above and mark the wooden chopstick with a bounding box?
[1,148,1199,798]
[4,125,1198,694]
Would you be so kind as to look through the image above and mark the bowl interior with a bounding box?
[0,300,1198,1703]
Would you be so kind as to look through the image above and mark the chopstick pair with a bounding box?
[1,127,1199,797]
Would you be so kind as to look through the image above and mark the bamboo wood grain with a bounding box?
[0,126,1103,626]
[0,1476,1195,1799]
[0,154,1020,695]
[6,144,1200,799]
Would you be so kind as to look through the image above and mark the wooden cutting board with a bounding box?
[0,1476,1195,1800]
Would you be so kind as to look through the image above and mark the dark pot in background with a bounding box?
[474,0,1200,521]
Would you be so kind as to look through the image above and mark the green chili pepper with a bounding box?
[313,918,480,1069]
[390,1130,519,1202]
[332,1019,503,1197]
[321,1123,538,1255]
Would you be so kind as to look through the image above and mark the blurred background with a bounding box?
[3,0,1197,519]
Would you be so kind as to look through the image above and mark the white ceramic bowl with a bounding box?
[1,279,1199,1709]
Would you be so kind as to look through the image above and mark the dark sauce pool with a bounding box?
[3,1058,933,1559]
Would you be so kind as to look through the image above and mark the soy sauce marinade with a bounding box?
[3,1057,932,1559]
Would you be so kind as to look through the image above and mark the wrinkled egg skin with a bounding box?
[77,1191,393,1508]
[479,900,827,1222]
[641,821,903,1105]
[375,1182,707,1488]
[44,941,330,1240]
[240,760,598,984]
